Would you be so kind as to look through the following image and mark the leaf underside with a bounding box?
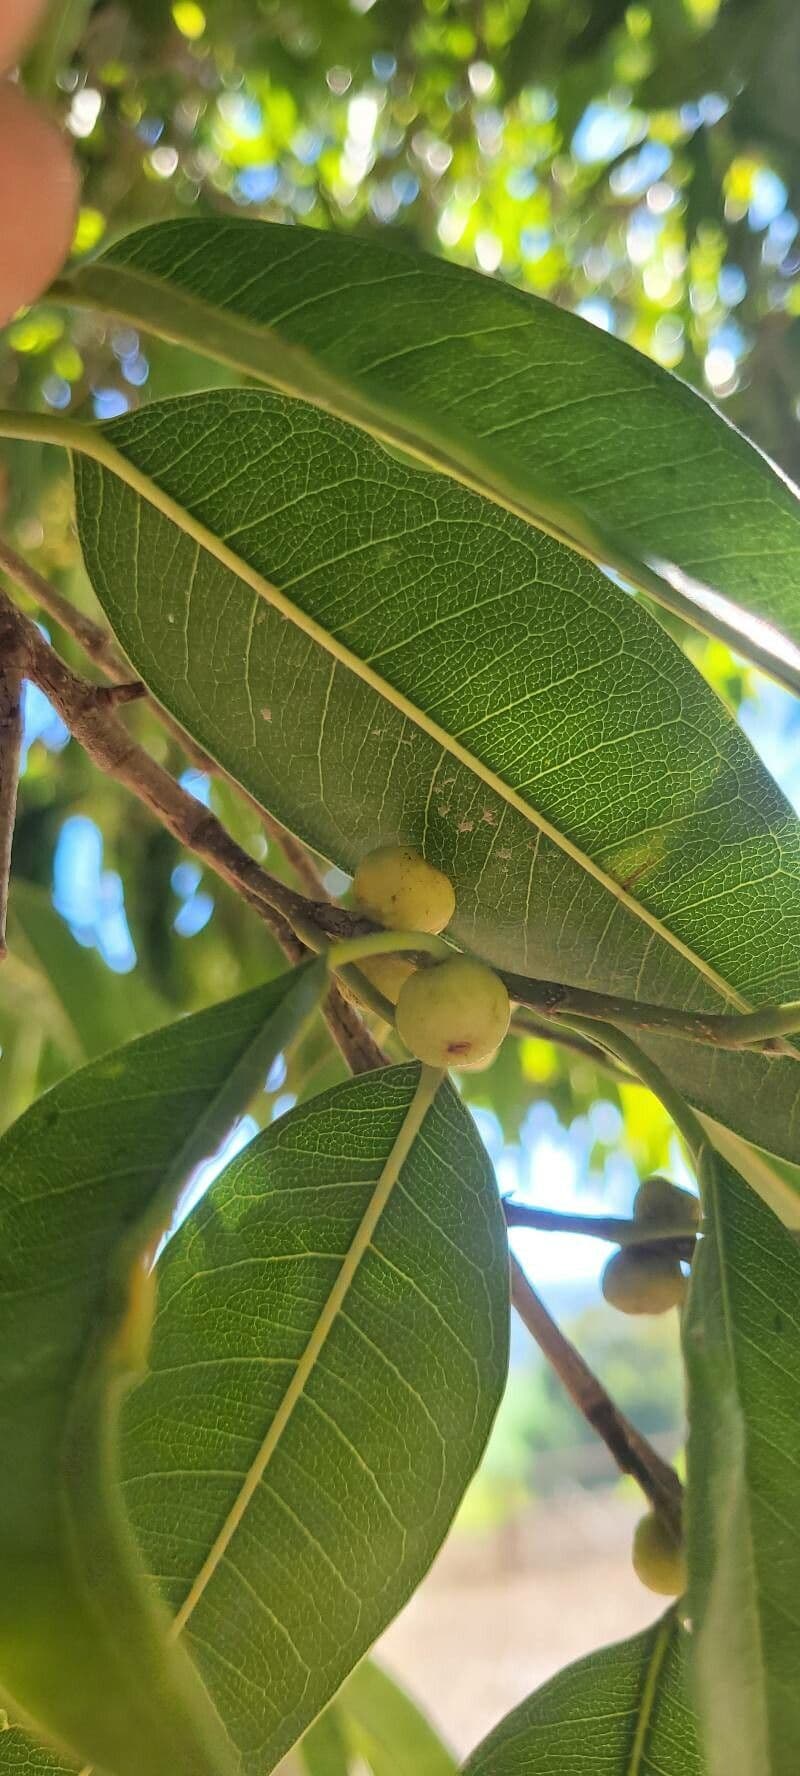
[462,1611,701,1775]
[117,1064,509,1774]
[71,218,800,668]
[73,390,800,1167]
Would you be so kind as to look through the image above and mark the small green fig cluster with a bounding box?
[602,1175,699,1317]
[352,844,510,1066]
[632,1511,687,1598]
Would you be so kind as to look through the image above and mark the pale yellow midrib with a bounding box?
[626,1611,673,1775]
[169,1063,444,1636]
[76,1065,444,1776]
[58,416,756,1017]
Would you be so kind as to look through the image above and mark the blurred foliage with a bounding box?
[2,0,798,1160]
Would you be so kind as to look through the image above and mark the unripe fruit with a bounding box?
[601,1247,686,1316]
[396,956,510,1068]
[357,954,416,1007]
[632,1511,686,1598]
[353,844,455,934]
[0,84,79,326]
[634,1175,700,1229]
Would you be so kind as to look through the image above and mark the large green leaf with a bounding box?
[63,219,800,686]
[72,390,800,1163]
[0,963,325,1776]
[462,1612,701,1774]
[119,1063,509,1773]
[684,1145,800,1774]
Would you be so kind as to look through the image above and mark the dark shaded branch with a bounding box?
[503,1200,697,1260]
[509,1254,683,1537]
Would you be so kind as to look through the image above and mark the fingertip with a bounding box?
[0,0,50,72]
[0,84,79,326]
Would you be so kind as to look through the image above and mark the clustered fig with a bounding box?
[602,1248,686,1315]
[355,953,416,1007]
[632,1511,686,1598]
[353,843,455,934]
[351,845,509,1068]
[633,1174,701,1230]
[396,955,510,1069]
[602,1174,699,1317]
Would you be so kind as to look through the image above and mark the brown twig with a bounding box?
[0,658,23,959]
[0,536,128,681]
[0,587,385,1074]
[503,1200,697,1261]
[509,1254,683,1536]
[0,541,341,914]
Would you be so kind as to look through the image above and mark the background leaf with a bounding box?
[334,1660,457,1776]
[120,1064,509,1773]
[7,879,165,1063]
[0,964,324,1776]
[73,390,800,1166]
[684,1145,800,1775]
[67,219,800,679]
[462,1611,701,1775]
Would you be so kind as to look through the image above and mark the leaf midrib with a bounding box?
[627,1614,674,1776]
[56,259,800,696]
[165,1064,444,1642]
[63,413,756,1017]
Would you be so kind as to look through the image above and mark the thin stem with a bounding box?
[327,930,452,969]
[566,1017,708,1168]
[510,1007,632,1077]
[509,1255,683,1536]
[0,661,23,958]
[503,1200,697,1259]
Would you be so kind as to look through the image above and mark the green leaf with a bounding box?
[65,219,800,686]
[298,1707,351,1776]
[8,880,165,1063]
[119,1064,509,1774]
[72,389,800,1164]
[337,1660,456,1776]
[0,1732,72,1773]
[462,1612,701,1774]
[293,1657,456,1776]
[684,1145,800,1775]
[0,963,325,1776]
